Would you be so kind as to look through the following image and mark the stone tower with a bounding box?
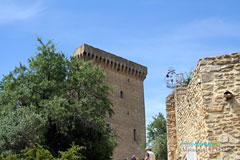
[74,44,147,160]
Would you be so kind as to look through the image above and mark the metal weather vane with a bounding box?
[165,67,184,88]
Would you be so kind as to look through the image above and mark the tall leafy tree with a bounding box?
[147,113,167,160]
[0,38,116,160]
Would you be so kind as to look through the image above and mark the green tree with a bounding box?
[0,38,116,160]
[0,143,85,160]
[147,113,167,160]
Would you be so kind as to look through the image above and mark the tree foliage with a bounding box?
[182,68,194,85]
[0,38,116,160]
[0,143,85,160]
[147,113,167,160]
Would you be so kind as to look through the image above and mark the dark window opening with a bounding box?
[127,111,130,115]
[128,79,130,82]
[120,91,123,98]
[133,129,136,141]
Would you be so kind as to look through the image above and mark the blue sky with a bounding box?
[1,0,240,126]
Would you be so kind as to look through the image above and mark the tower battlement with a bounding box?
[73,44,147,160]
[74,44,147,80]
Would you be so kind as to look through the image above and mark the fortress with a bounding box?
[74,44,147,160]
[166,53,240,159]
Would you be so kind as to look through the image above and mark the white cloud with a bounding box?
[0,0,45,24]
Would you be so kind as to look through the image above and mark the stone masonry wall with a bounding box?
[104,68,146,160]
[166,53,240,160]
[74,44,147,160]
[166,92,177,160]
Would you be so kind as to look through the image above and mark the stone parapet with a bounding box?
[74,44,147,81]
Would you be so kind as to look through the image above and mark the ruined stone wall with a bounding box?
[166,53,240,160]
[166,92,177,160]
[199,53,240,159]
[74,44,147,160]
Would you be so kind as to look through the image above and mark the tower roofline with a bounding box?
[74,44,147,80]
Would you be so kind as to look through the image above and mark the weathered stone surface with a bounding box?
[235,64,240,70]
[202,73,214,83]
[232,57,240,63]
[207,105,224,112]
[216,59,231,65]
[166,52,240,160]
[202,83,214,90]
[74,44,147,160]
[221,145,235,152]
[215,130,222,134]
[220,134,229,143]
[200,66,221,72]
[230,138,240,144]
[236,155,240,160]
[216,114,224,118]
[223,154,235,160]
[232,133,240,138]
[223,126,235,132]
[221,64,234,70]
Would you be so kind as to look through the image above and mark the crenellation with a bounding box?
[74,44,147,81]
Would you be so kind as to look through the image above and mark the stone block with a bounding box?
[202,73,214,83]
[232,133,240,138]
[215,130,222,134]
[221,145,235,152]
[230,138,240,144]
[202,83,214,90]
[235,64,240,70]
[216,115,224,118]
[207,105,224,112]
[216,59,231,65]
[221,64,234,70]
[236,155,240,160]
[223,126,234,132]
[220,134,229,143]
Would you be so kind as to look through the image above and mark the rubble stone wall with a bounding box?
[166,53,240,160]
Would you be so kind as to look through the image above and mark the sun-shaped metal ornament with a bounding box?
[165,67,184,88]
